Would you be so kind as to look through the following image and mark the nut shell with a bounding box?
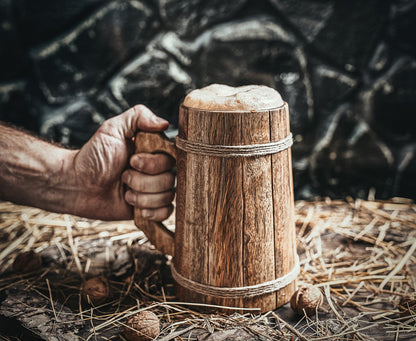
[13,250,42,273]
[290,284,323,315]
[124,311,160,341]
[82,276,110,305]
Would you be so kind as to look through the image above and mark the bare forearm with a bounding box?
[0,123,78,214]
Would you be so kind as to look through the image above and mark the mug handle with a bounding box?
[133,131,177,256]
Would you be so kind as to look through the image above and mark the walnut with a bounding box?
[290,284,323,315]
[13,250,42,273]
[398,295,416,317]
[82,276,110,305]
[124,311,160,341]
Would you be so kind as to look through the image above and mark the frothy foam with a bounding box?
[183,84,284,111]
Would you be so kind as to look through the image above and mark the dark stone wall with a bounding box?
[1,0,415,200]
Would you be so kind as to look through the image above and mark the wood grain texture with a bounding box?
[174,106,194,302]
[174,103,297,312]
[241,111,276,311]
[205,111,243,309]
[134,131,176,256]
[271,103,297,307]
[175,107,211,304]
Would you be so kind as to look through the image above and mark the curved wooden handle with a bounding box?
[134,131,176,256]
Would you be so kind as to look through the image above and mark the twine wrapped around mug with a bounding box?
[171,256,300,298]
[175,133,293,157]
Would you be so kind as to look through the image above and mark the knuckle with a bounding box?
[125,191,136,205]
[135,104,146,111]
[122,171,131,185]
[133,104,147,117]
[131,155,144,171]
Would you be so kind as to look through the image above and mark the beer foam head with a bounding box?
[183,84,284,111]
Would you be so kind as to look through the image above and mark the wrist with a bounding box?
[63,149,97,219]
[23,146,80,215]
[47,148,80,215]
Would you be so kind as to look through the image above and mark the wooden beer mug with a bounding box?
[134,84,298,312]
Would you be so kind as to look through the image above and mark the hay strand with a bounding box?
[0,197,415,340]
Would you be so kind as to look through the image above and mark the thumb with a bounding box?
[133,104,169,132]
[115,105,169,139]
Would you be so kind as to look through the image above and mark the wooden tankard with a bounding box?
[134,85,298,312]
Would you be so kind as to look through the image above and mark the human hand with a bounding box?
[70,105,175,221]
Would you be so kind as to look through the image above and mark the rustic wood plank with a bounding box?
[206,111,244,309]
[174,105,189,301]
[241,111,276,312]
[271,104,297,307]
[175,107,211,304]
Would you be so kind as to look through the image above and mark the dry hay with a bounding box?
[0,197,415,340]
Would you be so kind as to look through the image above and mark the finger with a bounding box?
[125,190,175,209]
[122,170,175,193]
[140,205,174,222]
[130,153,175,175]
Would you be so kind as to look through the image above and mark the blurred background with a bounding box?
[0,0,415,200]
